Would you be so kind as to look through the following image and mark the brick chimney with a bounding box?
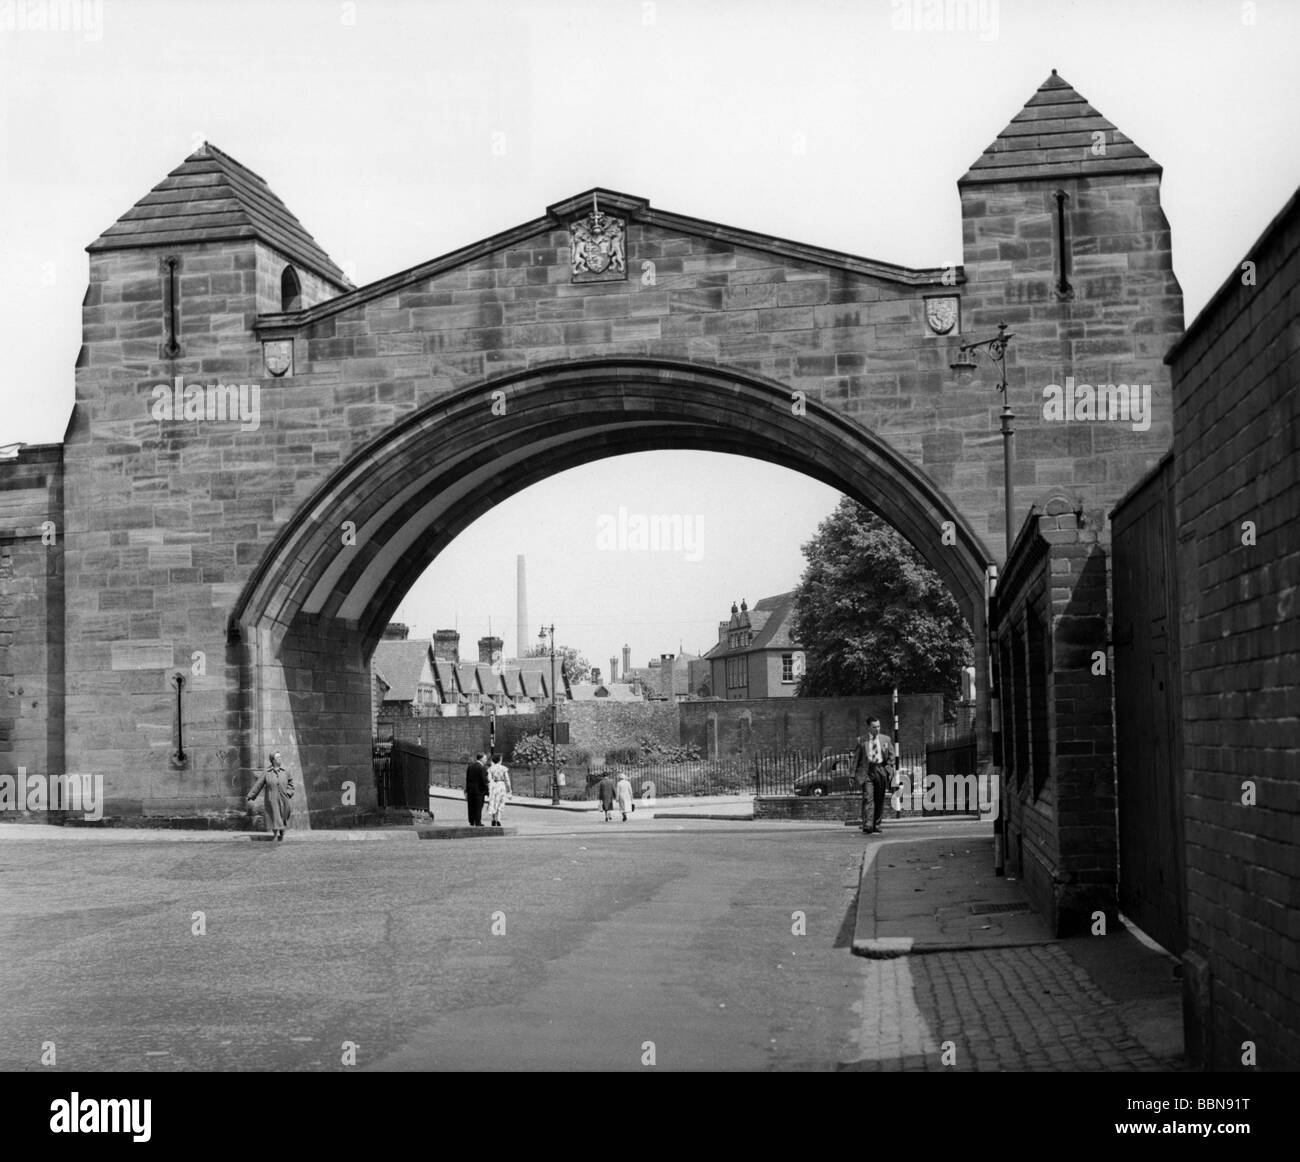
[591,667,602,685]
[478,635,503,664]
[433,629,460,663]
[382,622,409,640]
[609,655,618,683]
[622,643,631,674]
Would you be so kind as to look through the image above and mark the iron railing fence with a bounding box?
[413,747,984,814]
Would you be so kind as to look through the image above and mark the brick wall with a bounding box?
[388,699,678,762]
[679,694,944,758]
[1167,187,1300,1071]
[754,795,855,822]
[993,495,1116,936]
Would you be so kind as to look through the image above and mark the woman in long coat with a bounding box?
[247,751,295,841]
[615,772,634,822]
[486,753,512,827]
[596,771,616,821]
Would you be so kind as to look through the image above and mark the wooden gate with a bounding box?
[1111,455,1186,954]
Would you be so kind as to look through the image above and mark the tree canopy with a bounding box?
[792,498,973,697]
[524,642,593,685]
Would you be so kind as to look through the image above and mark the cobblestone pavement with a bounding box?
[842,944,1174,1071]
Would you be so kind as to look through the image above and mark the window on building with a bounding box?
[280,265,302,312]
[726,656,747,692]
[781,653,794,682]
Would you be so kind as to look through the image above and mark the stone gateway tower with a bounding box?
[0,73,1183,826]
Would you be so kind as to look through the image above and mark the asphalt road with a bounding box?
[0,820,875,1071]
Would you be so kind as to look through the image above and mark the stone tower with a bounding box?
[956,70,1184,551]
[65,143,351,816]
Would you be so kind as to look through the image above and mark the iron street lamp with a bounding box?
[538,624,560,805]
[951,322,1016,880]
[951,321,1016,554]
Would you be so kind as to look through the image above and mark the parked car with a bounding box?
[792,752,856,796]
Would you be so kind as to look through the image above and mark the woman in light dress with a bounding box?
[487,752,512,827]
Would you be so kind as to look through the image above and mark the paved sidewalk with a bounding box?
[854,835,1053,955]
[843,831,1185,1071]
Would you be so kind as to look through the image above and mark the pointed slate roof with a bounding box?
[89,143,353,288]
[960,70,1161,186]
[372,640,434,703]
[703,591,799,658]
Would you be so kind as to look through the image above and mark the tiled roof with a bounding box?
[704,590,799,657]
[88,142,353,287]
[372,640,433,703]
[960,71,1161,186]
[455,664,483,695]
[507,657,571,697]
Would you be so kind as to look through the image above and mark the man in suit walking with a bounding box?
[465,752,489,826]
[854,717,896,835]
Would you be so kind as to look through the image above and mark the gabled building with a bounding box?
[703,593,802,700]
[371,627,570,720]
[371,638,438,719]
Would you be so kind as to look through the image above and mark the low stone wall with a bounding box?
[753,794,857,822]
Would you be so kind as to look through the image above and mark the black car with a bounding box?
[792,753,856,796]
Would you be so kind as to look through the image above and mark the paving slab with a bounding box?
[853,833,1055,957]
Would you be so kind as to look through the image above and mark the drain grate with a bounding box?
[969,901,1032,915]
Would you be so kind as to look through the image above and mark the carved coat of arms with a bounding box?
[925,296,959,336]
[571,208,626,282]
[263,339,293,377]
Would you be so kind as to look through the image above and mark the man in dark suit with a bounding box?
[854,718,896,834]
[465,752,489,826]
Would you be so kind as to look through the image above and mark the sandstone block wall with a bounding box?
[56,150,1182,820]
[959,174,1183,542]
[0,445,64,784]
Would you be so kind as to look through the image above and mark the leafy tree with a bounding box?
[524,642,592,684]
[510,733,566,768]
[793,498,973,697]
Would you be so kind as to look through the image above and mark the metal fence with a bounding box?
[415,747,982,814]
[425,757,594,801]
[373,739,430,810]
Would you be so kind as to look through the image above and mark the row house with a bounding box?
[372,627,569,719]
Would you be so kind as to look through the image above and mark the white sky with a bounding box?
[2,0,1297,668]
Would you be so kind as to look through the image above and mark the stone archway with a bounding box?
[231,357,995,821]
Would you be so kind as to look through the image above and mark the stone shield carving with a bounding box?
[925,296,959,336]
[571,209,626,282]
[263,340,293,377]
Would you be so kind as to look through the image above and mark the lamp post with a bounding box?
[951,322,1015,878]
[538,624,559,805]
[950,322,1016,553]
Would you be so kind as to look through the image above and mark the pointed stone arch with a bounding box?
[230,357,994,819]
